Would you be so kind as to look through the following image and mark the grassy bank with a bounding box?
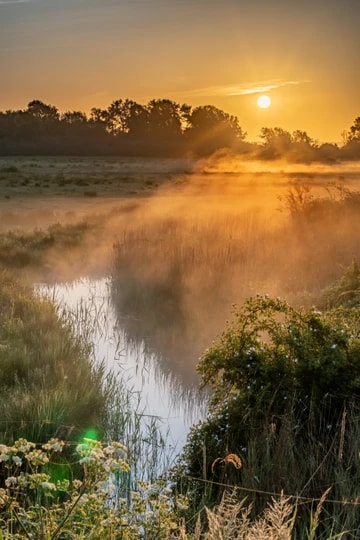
[0,268,112,444]
[2,289,360,538]
[0,222,91,272]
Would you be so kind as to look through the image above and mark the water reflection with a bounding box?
[37,277,207,453]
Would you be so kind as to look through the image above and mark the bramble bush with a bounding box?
[174,296,360,535]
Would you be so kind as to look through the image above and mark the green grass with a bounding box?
[0,269,172,495]
[0,222,91,270]
[0,268,111,444]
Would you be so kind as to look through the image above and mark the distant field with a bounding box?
[1,155,360,231]
[0,156,194,230]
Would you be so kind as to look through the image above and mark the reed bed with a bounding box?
[111,187,360,382]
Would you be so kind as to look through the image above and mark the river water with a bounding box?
[38,277,207,461]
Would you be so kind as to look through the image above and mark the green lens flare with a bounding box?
[83,428,98,441]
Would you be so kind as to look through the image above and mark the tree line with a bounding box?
[0,98,359,160]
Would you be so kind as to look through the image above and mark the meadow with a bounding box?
[1,155,360,538]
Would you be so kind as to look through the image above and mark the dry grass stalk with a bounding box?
[193,489,296,540]
[211,453,242,474]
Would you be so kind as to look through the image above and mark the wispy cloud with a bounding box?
[0,0,31,4]
[183,79,309,98]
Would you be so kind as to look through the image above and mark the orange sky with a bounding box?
[1,0,359,142]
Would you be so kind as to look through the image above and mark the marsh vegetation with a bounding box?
[1,155,360,537]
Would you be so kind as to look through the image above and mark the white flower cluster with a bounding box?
[76,438,130,473]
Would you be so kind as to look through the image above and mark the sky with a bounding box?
[1,0,359,142]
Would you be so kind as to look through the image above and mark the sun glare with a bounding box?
[257,95,271,109]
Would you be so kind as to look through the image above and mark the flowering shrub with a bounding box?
[0,437,188,539]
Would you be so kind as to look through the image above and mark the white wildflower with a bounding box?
[5,476,17,487]
[41,482,56,491]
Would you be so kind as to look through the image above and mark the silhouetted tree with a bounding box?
[292,130,316,146]
[0,98,356,160]
[349,116,360,141]
[348,117,360,142]
[27,100,59,122]
[144,99,186,154]
[23,100,62,150]
[120,100,148,138]
[147,99,182,136]
[261,127,291,147]
[258,127,292,159]
[340,117,360,160]
[185,105,245,155]
[61,111,88,124]
[317,142,341,162]
[89,107,108,126]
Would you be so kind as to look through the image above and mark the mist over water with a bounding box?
[28,157,360,450]
[38,277,207,454]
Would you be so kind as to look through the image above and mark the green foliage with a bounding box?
[198,297,360,405]
[0,270,110,444]
[0,437,346,539]
[0,223,90,269]
[320,260,360,308]
[0,436,189,539]
[175,297,360,534]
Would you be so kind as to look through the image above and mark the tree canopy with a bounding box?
[0,99,359,160]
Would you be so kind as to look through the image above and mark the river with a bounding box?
[37,276,207,466]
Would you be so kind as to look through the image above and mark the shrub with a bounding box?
[175,297,360,535]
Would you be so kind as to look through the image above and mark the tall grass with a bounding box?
[0,269,111,444]
[38,279,179,489]
[111,186,360,384]
[0,222,91,271]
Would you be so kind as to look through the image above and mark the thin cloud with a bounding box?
[183,79,309,98]
[0,0,31,4]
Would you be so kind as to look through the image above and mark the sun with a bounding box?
[257,95,271,109]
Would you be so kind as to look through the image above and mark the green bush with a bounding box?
[175,297,360,534]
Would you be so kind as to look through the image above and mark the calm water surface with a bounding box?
[38,277,207,456]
